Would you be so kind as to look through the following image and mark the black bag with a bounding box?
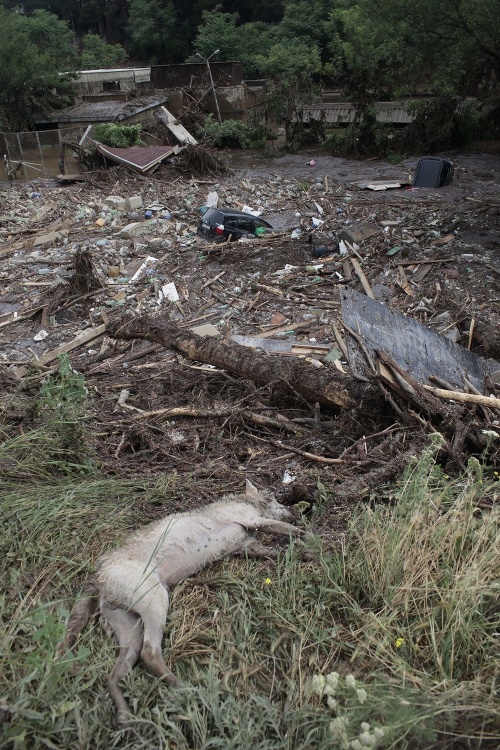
[412,157,454,188]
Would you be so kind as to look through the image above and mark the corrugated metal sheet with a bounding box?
[41,95,168,125]
[296,102,414,125]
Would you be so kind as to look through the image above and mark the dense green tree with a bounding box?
[278,0,329,48]
[324,0,500,150]
[255,41,323,144]
[24,8,78,67]
[127,0,186,62]
[80,33,126,69]
[0,0,130,43]
[327,0,500,98]
[190,7,279,69]
[223,0,284,24]
[0,7,74,131]
[77,0,130,43]
[191,6,240,61]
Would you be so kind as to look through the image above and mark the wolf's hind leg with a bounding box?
[132,582,182,687]
[102,604,143,725]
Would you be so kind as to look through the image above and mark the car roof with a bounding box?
[206,207,269,220]
[206,207,272,229]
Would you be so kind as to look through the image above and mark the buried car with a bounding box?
[198,207,274,241]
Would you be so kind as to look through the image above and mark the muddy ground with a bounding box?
[1,148,499,535]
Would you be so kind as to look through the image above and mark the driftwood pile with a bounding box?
[174,143,230,177]
[106,309,500,488]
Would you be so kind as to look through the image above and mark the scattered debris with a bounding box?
[0,150,498,521]
[175,143,229,177]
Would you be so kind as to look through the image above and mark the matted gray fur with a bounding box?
[62,480,304,724]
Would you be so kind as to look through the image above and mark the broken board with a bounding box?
[341,287,488,392]
[351,180,410,191]
[157,106,198,146]
[231,334,330,356]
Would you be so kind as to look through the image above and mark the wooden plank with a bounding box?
[158,106,198,146]
[258,318,316,338]
[13,324,106,377]
[231,335,292,353]
[350,258,375,299]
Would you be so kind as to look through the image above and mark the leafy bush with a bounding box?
[93,123,145,148]
[202,117,270,149]
[453,101,489,145]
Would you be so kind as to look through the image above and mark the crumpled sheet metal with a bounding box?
[341,287,488,393]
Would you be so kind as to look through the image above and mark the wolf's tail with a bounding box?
[61,580,99,652]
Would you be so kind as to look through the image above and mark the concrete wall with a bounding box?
[151,62,246,89]
[165,84,266,121]
[202,85,266,120]
[73,68,151,98]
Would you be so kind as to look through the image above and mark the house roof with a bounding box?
[37,95,168,125]
[94,142,180,174]
[75,67,150,79]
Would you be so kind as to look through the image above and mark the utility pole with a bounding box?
[196,50,222,124]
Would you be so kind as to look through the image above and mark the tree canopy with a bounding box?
[80,34,127,70]
[0,7,75,131]
[0,0,498,144]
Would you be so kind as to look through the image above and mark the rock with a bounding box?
[33,229,69,247]
[127,195,143,211]
[104,195,127,211]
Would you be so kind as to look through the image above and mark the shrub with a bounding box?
[92,123,145,148]
[202,117,270,149]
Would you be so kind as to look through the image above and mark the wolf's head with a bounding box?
[245,480,296,521]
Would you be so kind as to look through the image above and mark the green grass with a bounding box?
[1,430,499,749]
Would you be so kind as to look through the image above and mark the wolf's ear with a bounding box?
[245,479,260,499]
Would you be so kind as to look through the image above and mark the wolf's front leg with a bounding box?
[246,518,305,537]
[240,538,280,559]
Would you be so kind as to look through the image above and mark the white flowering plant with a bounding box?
[309,671,438,749]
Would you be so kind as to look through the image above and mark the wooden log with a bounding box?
[423,385,500,409]
[106,316,357,410]
[350,258,375,299]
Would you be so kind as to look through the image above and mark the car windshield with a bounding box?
[204,209,225,224]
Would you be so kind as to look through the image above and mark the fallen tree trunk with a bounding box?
[106,316,357,410]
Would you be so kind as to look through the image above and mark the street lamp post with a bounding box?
[196,50,222,124]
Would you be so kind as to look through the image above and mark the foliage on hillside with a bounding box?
[0,1,498,157]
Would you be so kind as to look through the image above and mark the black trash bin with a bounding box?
[412,157,454,188]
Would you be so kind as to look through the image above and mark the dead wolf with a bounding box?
[63,480,304,723]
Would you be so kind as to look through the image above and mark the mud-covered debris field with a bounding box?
[1,150,499,533]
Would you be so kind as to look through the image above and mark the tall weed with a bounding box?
[0,439,498,748]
